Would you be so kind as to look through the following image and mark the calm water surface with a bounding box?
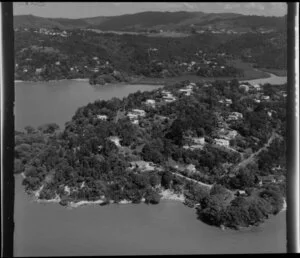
[14,176,286,256]
[15,80,163,131]
[14,79,287,256]
[241,73,287,85]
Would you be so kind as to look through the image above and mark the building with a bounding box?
[227,112,243,121]
[225,99,232,105]
[218,129,238,140]
[97,115,108,121]
[130,160,156,171]
[239,84,249,92]
[252,84,262,91]
[131,109,146,117]
[35,68,43,74]
[145,99,156,107]
[109,136,121,147]
[162,91,176,102]
[186,164,196,173]
[261,95,270,101]
[214,138,230,147]
[127,109,146,124]
[257,175,276,186]
[179,88,192,96]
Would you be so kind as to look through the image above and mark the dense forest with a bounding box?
[15,78,287,229]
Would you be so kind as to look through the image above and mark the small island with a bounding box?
[14,78,287,230]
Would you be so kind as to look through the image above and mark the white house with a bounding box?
[192,137,205,145]
[131,109,146,117]
[35,68,43,74]
[225,99,232,105]
[214,138,230,147]
[239,84,249,92]
[97,115,108,121]
[261,95,270,101]
[55,61,60,66]
[109,136,121,147]
[145,99,156,107]
[227,112,243,121]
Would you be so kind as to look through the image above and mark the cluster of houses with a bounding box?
[218,98,233,106]
[183,136,206,150]
[161,90,176,103]
[178,82,195,96]
[126,109,146,125]
[32,28,70,37]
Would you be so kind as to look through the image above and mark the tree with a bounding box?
[161,171,173,189]
[24,125,36,134]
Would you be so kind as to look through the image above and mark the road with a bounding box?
[232,131,280,173]
[170,171,213,189]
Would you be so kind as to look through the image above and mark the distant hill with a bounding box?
[14,11,286,32]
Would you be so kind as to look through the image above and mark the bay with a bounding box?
[14,78,287,256]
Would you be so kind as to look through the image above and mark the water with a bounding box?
[14,79,287,255]
[240,72,287,86]
[15,80,163,131]
[14,176,286,256]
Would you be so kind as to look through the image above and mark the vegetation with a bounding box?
[14,78,286,230]
[14,26,286,82]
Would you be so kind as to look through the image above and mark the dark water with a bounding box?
[14,80,286,256]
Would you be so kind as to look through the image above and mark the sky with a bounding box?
[13,2,287,18]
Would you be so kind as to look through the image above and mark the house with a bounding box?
[162,91,176,102]
[109,136,121,147]
[225,99,232,105]
[35,68,43,74]
[127,109,146,124]
[227,112,243,121]
[183,137,205,150]
[97,115,108,121]
[221,66,225,69]
[239,84,249,92]
[214,138,230,147]
[253,84,262,91]
[131,109,146,117]
[257,175,276,186]
[261,95,270,101]
[218,128,238,140]
[23,68,28,73]
[179,88,192,96]
[254,99,261,103]
[145,99,156,107]
[235,190,246,196]
[130,160,156,171]
[192,137,205,145]
[93,57,99,60]
[186,164,196,173]
[55,61,60,66]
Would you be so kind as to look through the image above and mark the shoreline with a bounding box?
[14,70,287,86]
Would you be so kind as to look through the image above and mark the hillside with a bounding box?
[14,11,286,33]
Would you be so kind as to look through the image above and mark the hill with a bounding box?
[14,11,286,33]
